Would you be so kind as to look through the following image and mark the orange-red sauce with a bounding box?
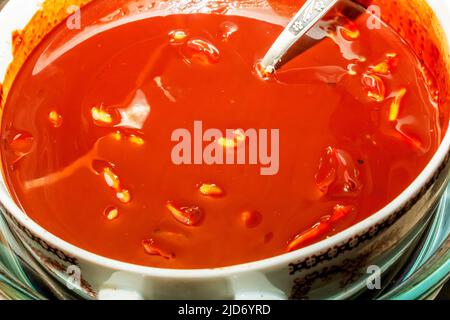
[0,0,442,269]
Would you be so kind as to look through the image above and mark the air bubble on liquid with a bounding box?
[318,15,364,61]
[182,38,220,65]
[315,147,362,197]
[8,131,34,156]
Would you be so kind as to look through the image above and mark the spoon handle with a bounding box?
[261,0,339,72]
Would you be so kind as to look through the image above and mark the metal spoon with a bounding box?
[261,0,341,73]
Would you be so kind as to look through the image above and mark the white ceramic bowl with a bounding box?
[0,0,449,299]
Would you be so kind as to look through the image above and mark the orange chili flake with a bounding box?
[166,201,203,226]
[198,183,224,196]
[362,73,386,102]
[241,210,263,228]
[330,204,356,223]
[287,204,357,252]
[142,239,175,259]
[389,88,407,122]
[287,217,332,252]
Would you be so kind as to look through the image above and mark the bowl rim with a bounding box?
[0,0,449,279]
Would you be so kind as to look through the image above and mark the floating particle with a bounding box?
[287,204,357,252]
[241,210,263,228]
[198,183,224,196]
[103,167,121,190]
[339,20,360,41]
[169,29,188,43]
[104,207,119,220]
[128,134,145,146]
[218,129,246,148]
[362,73,386,102]
[369,53,399,75]
[330,204,356,223]
[287,217,332,252]
[166,201,203,226]
[96,163,132,204]
[315,147,362,197]
[91,106,119,126]
[142,239,175,259]
[389,88,407,122]
[48,110,63,127]
[116,189,131,204]
[111,131,123,141]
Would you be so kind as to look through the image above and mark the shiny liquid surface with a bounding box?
[0,1,443,268]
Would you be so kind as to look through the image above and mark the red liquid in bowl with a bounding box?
[0,0,443,268]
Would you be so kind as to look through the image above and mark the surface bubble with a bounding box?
[8,131,34,156]
[183,38,220,65]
